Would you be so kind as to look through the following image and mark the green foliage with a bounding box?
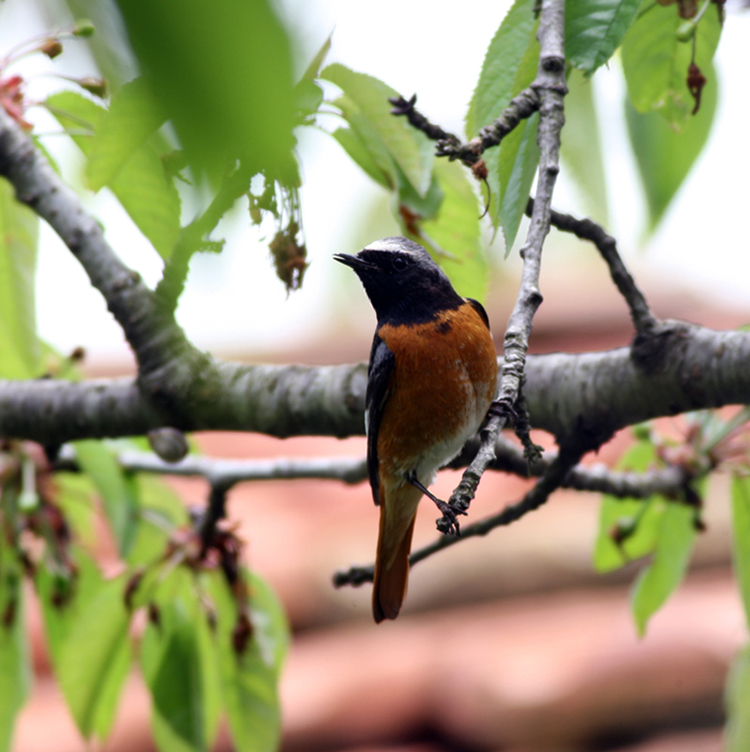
[592,438,698,635]
[593,440,661,572]
[86,77,167,190]
[72,440,140,557]
[622,0,722,128]
[323,63,434,197]
[625,63,717,230]
[630,501,697,636]
[205,570,289,752]
[323,63,489,298]
[141,568,222,752]
[0,549,31,752]
[47,90,181,260]
[55,571,133,739]
[732,475,750,629]
[466,0,539,252]
[565,0,641,75]
[419,160,489,303]
[0,177,40,379]
[726,646,750,752]
[114,0,295,182]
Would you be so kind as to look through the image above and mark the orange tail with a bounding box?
[372,483,421,623]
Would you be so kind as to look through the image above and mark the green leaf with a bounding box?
[631,501,697,636]
[53,472,97,545]
[621,0,722,128]
[465,0,538,136]
[417,160,489,303]
[86,77,167,190]
[46,91,181,259]
[0,177,40,379]
[35,550,104,668]
[594,496,664,573]
[495,111,540,253]
[332,126,393,190]
[559,68,609,224]
[56,574,132,739]
[731,475,750,630]
[126,475,189,567]
[141,568,221,752]
[625,62,717,231]
[0,551,31,752]
[466,0,540,250]
[726,645,750,752]
[322,63,433,197]
[73,440,139,557]
[114,0,296,181]
[204,569,288,752]
[565,0,641,75]
[593,440,661,573]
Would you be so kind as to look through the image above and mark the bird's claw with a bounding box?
[435,500,465,537]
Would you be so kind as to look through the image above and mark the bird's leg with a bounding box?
[407,472,465,537]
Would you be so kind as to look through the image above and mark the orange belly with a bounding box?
[376,301,497,486]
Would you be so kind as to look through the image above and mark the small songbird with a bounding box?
[334,237,498,622]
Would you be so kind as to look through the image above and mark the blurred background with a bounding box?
[3,0,750,750]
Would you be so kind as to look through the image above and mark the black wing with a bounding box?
[365,333,395,506]
[465,297,491,330]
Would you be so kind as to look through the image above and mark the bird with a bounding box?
[334,237,498,622]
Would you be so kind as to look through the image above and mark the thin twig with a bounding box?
[334,447,582,587]
[446,0,567,519]
[530,199,659,337]
[388,94,459,144]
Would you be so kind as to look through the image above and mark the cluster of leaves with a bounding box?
[0,432,289,752]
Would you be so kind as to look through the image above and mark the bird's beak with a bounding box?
[333,253,376,271]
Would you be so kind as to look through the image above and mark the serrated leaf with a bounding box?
[625,62,717,232]
[47,91,180,259]
[465,0,538,136]
[725,645,750,752]
[86,77,167,190]
[565,0,641,75]
[0,177,40,379]
[621,0,722,128]
[114,0,295,182]
[204,568,288,752]
[322,63,433,196]
[73,440,139,557]
[418,160,489,303]
[0,550,31,752]
[631,502,696,636]
[560,68,609,224]
[731,475,750,630]
[56,574,132,739]
[141,568,221,752]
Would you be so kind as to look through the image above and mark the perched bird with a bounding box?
[334,237,498,622]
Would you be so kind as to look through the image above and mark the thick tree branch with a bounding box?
[1,325,749,446]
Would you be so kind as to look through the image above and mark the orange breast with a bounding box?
[376,301,497,484]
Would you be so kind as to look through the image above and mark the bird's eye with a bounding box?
[391,255,410,272]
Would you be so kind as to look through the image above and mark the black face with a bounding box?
[334,237,463,324]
